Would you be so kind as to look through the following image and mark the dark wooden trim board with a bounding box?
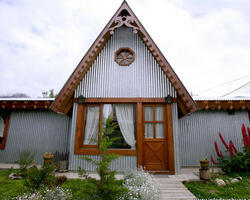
[166,104,175,174]
[0,115,10,150]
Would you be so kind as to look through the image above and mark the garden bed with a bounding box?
[184,174,250,199]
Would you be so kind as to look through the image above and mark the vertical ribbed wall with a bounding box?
[179,111,250,167]
[172,103,180,173]
[0,111,70,163]
[68,103,137,171]
[75,26,176,98]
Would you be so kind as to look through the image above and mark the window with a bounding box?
[144,105,165,139]
[0,113,10,150]
[115,47,135,66]
[75,103,137,155]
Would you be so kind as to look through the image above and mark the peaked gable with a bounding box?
[51,1,198,114]
[74,26,177,98]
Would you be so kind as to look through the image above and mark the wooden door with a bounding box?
[142,105,168,171]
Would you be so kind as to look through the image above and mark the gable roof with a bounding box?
[51,1,198,114]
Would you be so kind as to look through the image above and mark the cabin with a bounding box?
[0,1,249,174]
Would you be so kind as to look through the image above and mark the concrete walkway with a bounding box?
[1,163,199,199]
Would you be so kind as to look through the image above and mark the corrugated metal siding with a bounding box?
[172,103,180,173]
[75,26,176,98]
[179,111,250,167]
[0,111,70,163]
[68,103,137,171]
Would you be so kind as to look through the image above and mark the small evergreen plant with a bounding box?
[78,118,126,200]
[24,163,56,191]
[16,150,35,175]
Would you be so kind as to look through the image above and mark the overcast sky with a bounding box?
[0,0,249,98]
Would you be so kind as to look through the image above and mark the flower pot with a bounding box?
[200,160,209,169]
[43,152,53,165]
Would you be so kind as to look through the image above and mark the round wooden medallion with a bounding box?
[115,47,135,66]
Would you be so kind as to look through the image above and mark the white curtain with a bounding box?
[0,117,4,137]
[83,106,100,145]
[102,104,113,122]
[115,104,136,149]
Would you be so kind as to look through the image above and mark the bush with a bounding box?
[24,164,55,190]
[211,124,250,174]
[119,168,161,200]
[78,118,126,200]
[55,175,67,186]
[14,186,72,200]
[16,150,35,175]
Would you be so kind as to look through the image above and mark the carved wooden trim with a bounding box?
[196,100,250,111]
[109,15,139,34]
[0,100,52,111]
[51,1,198,115]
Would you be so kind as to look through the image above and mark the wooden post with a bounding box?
[74,104,84,154]
[137,102,143,167]
[166,104,175,174]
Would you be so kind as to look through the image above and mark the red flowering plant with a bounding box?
[211,124,250,174]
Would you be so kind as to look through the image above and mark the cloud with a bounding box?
[0,0,249,97]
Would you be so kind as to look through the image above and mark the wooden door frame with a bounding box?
[137,103,175,174]
[73,97,175,174]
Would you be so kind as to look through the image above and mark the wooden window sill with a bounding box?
[74,148,137,156]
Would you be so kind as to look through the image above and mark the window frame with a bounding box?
[0,114,10,150]
[74,103,137,156]
[143,105,166,139]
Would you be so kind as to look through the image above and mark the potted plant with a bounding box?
[43,152,53,165]
[200,157,209,169]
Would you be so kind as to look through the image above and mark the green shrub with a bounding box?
[211,124,250,174]
[55,175,67,186]
[24,164,55,190]
[217,146,250,174]
[16,150,35,175]
[78,118,126,200]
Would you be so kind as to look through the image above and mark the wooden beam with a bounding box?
[137,102,143,167]
[74,104,84,154]
[0,115,10,150]
[73,98,177,103]
[166,104,175,174]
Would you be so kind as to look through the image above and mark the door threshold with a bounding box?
[148,170,170,174]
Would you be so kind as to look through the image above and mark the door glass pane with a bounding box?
[155,123,164,138]
[145,107,153,121]
[155,107,163,121]
[145,123,153,138]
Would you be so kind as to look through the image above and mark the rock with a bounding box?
[9,173,23,180]
[209,190,217,195]
[214,178,226,186]
[231,178,240,183]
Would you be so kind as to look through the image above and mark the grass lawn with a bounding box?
[184,174,250,199]
[0,169,94,200]
[0,169,28,199]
